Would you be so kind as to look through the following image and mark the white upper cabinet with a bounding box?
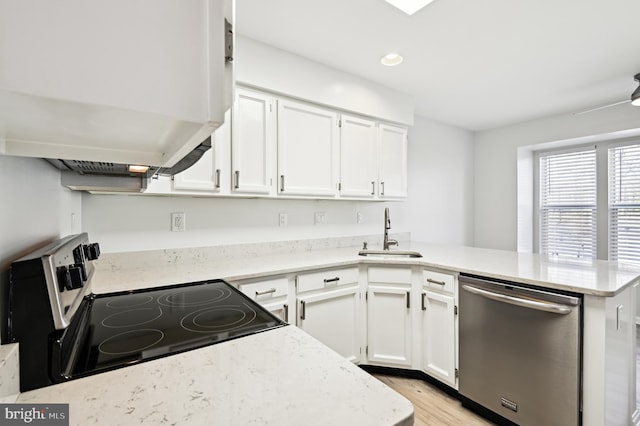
[339,115,378,198]
[231,88,275,195]
[172,111,231,194]
[378,124,408,199]
[0,0,234,167]
[277,100,339,197]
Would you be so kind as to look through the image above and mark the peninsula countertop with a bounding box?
[17,326,414,426]
[92,241,640,297]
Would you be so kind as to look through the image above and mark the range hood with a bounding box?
[46,137,212,193]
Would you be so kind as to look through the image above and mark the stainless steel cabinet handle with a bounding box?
[427,278,446,286]
[255,288,276,296]
[214,169,221,189]
[421,292,426,311]
[234,170,240,189]
[616,304,623,330]
[283,304,288,322]
[371,181,375,196]
[406,291,411,309]
[462,285,572,315]
[300,300,306,320]
[280,175,285,192]
[324,277,340,284]
[381,181,385,196]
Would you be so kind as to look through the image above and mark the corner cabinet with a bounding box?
[231,88,276,195]
[366,267,413,368]
[277,100,339,197]
[296,268,362,363]
[378,124,408,199]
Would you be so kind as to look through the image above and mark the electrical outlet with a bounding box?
[314,212,326,225]
[279,213,288,227]
[357,212,364,224]
[171,212,186,232]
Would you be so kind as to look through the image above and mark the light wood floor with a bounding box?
[373,374,495,426]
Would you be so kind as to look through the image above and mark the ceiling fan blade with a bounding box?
[573,99,631,116]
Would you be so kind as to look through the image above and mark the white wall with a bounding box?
[405,115,475,245]
[0,155,81,270]
[474,102,640,251]
[236,36,414,126]
[81,194,409,253]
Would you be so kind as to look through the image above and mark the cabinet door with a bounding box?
[378,124,407,199]
[367,285,412,367]
[339,115,377,198]
[231,88,274,194]
[297,287,361,363]
[277,99,339,197]
[422,290,456,387]
[173,111,231,192]
[263,299,290,323]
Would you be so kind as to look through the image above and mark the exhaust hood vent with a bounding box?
[46,137,211,193]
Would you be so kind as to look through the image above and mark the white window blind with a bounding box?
[609,144,640,265]
[539,149,597,260]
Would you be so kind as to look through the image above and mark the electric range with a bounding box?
[6,233,286,392]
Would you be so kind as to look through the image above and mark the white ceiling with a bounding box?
[236,0,640,131]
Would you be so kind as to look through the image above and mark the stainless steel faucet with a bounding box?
[383,207,398,250]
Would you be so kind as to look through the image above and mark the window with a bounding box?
[539,149,597,261]
[535,141,640,264]
[609,144,640,265]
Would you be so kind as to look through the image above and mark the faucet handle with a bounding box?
[362,242,368,250]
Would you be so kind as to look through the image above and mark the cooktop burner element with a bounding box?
[71,280,285,378]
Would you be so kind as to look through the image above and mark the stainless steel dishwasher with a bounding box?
[459,274,581,426]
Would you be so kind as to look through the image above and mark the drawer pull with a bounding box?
[255,288,276,296]
[324,277,340,284]
[427,278,446,286]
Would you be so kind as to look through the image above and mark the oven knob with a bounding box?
[84,243,101,261]
[67,265,85,289]
[56,266,71,292]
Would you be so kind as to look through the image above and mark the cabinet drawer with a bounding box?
[297,267,359,293]
[239,277,289,302]
[368,266,412,284]
[423,269,455,294]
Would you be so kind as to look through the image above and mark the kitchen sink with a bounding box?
[358,250,423,258]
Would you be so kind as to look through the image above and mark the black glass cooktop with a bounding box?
[69,280,286,377]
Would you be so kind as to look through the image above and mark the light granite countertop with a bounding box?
[92,240,640,297]
[17,326,414,426]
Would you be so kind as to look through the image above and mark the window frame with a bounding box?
[533,138,640,262]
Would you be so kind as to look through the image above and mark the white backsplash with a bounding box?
[95,233,410,272]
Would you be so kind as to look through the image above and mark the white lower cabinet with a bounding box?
[366,267,413,368]
[297,287,361,363]
[421,269,458,388]
[236,276,292,323]
[421,290,456,386]
[295,267,361,363]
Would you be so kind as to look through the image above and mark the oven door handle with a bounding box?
[461,284,572,315]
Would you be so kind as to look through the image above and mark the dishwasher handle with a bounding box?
[461,284,573,315]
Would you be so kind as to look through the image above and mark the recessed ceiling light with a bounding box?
[381,53,404,66]
[384,0,436,15]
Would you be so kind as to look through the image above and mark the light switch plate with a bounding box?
[314,212,326,225]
